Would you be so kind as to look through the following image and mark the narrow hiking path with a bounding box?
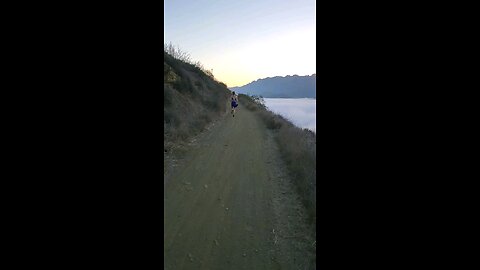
[164,104,316,270]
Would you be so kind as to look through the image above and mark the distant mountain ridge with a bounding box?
[230,74,316,98]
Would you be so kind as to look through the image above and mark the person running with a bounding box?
[230,91,239,117]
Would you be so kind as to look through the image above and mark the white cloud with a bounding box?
[263,98,316,132]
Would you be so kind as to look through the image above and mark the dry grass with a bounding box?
[240,94,317,225]
[277,126,316,224]
[164,52,230,151]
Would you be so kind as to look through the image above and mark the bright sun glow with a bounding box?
[215,28,316,87]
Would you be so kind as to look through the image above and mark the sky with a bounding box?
[164,0,316,87]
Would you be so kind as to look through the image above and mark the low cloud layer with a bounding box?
[263,98,316,132]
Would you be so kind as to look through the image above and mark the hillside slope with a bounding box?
[230,74,316,98]
[164,51,230,150]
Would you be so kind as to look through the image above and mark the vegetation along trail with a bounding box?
[164,103,316,270]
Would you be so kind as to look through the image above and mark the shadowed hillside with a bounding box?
[164,50,230,151]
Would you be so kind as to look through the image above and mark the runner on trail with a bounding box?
[230,91,238,117]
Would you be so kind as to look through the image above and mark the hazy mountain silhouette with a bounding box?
[230,74,316,98]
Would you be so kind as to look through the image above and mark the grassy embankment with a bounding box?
[164,47,230,151]
[239,94,316,226]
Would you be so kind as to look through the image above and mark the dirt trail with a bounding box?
[164,104,315,270]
